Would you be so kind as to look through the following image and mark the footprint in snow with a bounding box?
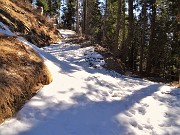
[140,103,149,107]
[159,122,172,127]
[129,120,143,130]
[130,120,138,127]
[129,109,136,115]
[138,107,146,115]
[125,112,133,117]
[164,112,174,118]
[144,124,153,130]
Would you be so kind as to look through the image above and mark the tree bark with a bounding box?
[127,0,134,69]
[140,0,147,73]
[82,0,89,36]
[146,0,156,74]
[121,0,125,49]
[76,0,80,34]
[113,0,122,57]
[102,0,108,46]
[82,0,86,34]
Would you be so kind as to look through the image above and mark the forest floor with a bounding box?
[0,28,180,135]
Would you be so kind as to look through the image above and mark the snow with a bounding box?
[0,22,16,36]
[58,29,76,38]
[0,22,180,135]
[84,48,105,67]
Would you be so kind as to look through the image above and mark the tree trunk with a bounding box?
[146,0,156,74]
[113,0,122,57]
[82,0,86,34]
[102,0,108,46]
[76,0,80,34]
[127,0,134,69]
[118,0,125,53]
[140,0,147,73]
[121,0,125,49]
[82,0,89,36]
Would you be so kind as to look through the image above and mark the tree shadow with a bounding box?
[155,87,180,135]
[19,37,81,74]
[17,83,162,135]
[15,38,180,135]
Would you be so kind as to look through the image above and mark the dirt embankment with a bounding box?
[0,37,52,124]
[0,0,61,47]
[0,0,62,123]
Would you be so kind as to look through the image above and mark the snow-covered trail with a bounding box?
[0,28,180,135]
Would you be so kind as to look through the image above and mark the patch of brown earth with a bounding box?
[0,36,52,124]
[167,81,180,88]
[94,44,126,74]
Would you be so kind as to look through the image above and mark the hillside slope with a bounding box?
[0,0,61,47]
[0,36,52,124]
[0,0,58,123]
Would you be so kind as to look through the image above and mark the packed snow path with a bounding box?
[0,28,180,135]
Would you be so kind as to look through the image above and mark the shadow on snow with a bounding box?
[18,83,162,135]
[16,40,180,135]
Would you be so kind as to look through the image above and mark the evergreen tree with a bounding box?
[139,0,147,73]
[36,0,49,13]
[61,0,76,29]
[88,0,102,41]
[48,0,61,17]
[81,0,102,42]
[114,0,122,56]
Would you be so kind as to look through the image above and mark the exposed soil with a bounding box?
[94,44,126,74]
[0,0,61,47]
[0,37,52,124]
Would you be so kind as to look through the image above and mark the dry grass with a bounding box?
[0,0,61,47]
[0,37,52,123]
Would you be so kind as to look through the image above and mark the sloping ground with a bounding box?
[0,0,61,47]
[0,36,52,124]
